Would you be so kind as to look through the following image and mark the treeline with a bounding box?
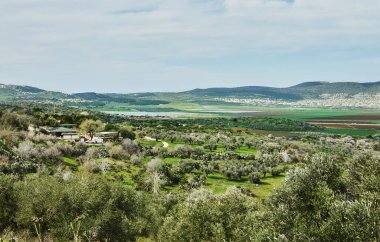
[1,153,380,241]
[0,103,323,133]
[129,117,324,132]
[0,103,102,128]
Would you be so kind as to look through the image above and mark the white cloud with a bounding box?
[0,0,380,92]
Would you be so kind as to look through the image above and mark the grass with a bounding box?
[235,146,257,155]
[206,172,286,198]
[252,175,286,198]
[62,157,78,166]
[268,108,377,120]
[206,173,251,194]
[323,128,379,137]
[91,101,379,121]
[164,157,186,164]
[100,150,289,198]
[138,139,161,147]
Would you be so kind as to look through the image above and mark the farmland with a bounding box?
[0,101,379,241]
[2,0,380,239]
[95,102,380,137]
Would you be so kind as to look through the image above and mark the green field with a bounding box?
[206,173,286,197]
[96,102,380,120]
[323,128,380,137]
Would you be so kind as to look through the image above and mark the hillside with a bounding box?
[0,81,379,108]
[184,81,380,100]
[0,83,69,101]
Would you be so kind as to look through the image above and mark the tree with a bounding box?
[14,174,149,241]
[122,139,140,155]
[264,153,368,241]
[79,119,104,140]
[119,126,136,140]
[0,174,16,233]
[0,111,31,131]
[248,172,261,184]
[104,123,119,132]
[158,187,258,242]
[146,158,166,195]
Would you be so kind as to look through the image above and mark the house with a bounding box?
[96,132,119,141]
[46,127,79,141]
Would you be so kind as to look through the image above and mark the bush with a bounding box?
[122,139,140,155]
[130,154,141,166]
[248,172,261,184]
[14,174,150,241]
[0,111,31,131]
[271,167,282,177]
[220,161,244,181]
[13,141,37,160]
[158,188,258,242]
[43,146,62,162]
[0,174,16,233]
[119,127,136,140]
[109,145,129,159]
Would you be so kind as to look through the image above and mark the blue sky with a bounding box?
[1,0,380,93]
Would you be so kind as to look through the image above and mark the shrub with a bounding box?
[14,174,149,241]
[130,154,141,166]
[0,174,16,233]
[248,172,261,184]
[158,187,258,242]
[109,145,129,160]
[271,167,282,177]
[122,139,140,155]
[0,111,31,131]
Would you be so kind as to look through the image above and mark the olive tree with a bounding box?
[79,119,104,140]
[0,174,16,233]
[158,187,258,242]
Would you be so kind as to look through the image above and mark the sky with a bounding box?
[1,0,380,93]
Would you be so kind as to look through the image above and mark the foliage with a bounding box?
[0,111,30,131]
[129,117,324,132]
[79,119,104,140]
[0,106,380,241]
[14,174,149,241]
[0,174,16,233]
[158,187,258,242]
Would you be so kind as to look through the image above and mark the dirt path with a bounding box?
[144,136,169,148]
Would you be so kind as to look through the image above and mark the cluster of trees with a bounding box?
[2,106,380,241]
[129,117,324,132]
[1,152,379,241]
[0,110,31,131]
[144,143,255,161]
[147,131,263,152]
[132,153,286,194]
[0,174,154,241]
[77,119,137,141]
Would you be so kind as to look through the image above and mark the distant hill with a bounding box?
[184,81,380,100]
[72,92,109,100]
[0,81,379,107]
[183,86,303,100]
[72,92,170,105]
[0,84,44,94]
[0,84,69,101]
[288,81,380,98]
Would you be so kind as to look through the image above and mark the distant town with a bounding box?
[215,93,380,108]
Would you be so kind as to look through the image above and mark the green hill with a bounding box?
[0,83,71,102]
[0,81,379,106]
[183,81,380,100]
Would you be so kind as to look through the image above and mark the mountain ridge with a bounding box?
[0,81,379,107]
[183,81,380,100]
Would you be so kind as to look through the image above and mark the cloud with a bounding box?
[111,5,158,15]
[0,0,380,92]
